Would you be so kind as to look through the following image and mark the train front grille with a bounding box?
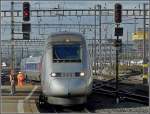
[55,72,80,77]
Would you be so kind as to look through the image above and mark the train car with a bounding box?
[21,56,42,81]
[39,32,93,106]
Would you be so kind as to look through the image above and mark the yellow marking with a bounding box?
[143,64,148,67]
[143,74,148,79]
[132,31,148,40]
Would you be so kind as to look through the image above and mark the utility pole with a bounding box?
[98,4,101,76]
[0,0,2,90]
[94,5,97,76]
[149,0,150,86]
[143,3,148,84]
[104,3,108,65]
[126,30,129,66]
[116,24,119,104]
[11,1,15,73]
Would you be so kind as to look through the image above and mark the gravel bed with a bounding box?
[86,93,149,113]
[96,102,149,113]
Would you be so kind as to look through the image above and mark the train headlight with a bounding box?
[80,72,85,76]
[65,39,70,42]
[51,73,56,77]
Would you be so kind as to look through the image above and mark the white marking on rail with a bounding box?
[17,86,38,113]
[24,85,38,100]
[17,100,24,113]
[84,108,89,113]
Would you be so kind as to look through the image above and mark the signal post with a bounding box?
[10,2,31,77]
[11,1,15,74]
[114,3,123,104]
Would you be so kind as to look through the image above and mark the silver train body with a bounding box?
[21,56,42,81]
[40,32,93,106]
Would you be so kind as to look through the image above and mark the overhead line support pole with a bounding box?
[0,0,2,91]
[98,5,102,76]
[94,5,97,77]
[143,3,148,84]
[116,23,120,104]
[11,1,15,73]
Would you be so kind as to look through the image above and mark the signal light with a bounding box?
[23,2,30,21]
[114,3,122,23]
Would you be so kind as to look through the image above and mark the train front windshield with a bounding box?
[53,44,81,62]
[25,63,38,71]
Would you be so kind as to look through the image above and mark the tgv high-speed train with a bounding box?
[39,32,93,106]
[21,56,42,81]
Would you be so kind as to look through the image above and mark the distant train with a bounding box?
[20,56,42,81]
[39,32,93,106]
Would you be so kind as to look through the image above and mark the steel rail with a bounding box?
[93,84,149,105]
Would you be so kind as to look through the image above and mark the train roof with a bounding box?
[50,32,84,37]
[46,32,85,44]
[21,56,42,63]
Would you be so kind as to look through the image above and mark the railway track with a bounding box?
[93,71,142,86]
[37,72,148,113]
[93,71,149,105]
[93,83,149,105]
[37,102,92,113]
[2,71,147,113]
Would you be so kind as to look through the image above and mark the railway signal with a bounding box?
[114,3,122,23]
[23,33,30,40]
[23,2,30,40]
[115,27,123,36]
[23,2,30,21]
[22,23,31,32]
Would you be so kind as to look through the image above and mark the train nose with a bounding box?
[50,79,69,96]
[49,78,87,96]
[68,78,87,96]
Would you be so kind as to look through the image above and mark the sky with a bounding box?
[1,1,149,10]
[1,0,149,42]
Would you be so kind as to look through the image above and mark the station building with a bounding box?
[132,28,149,55]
